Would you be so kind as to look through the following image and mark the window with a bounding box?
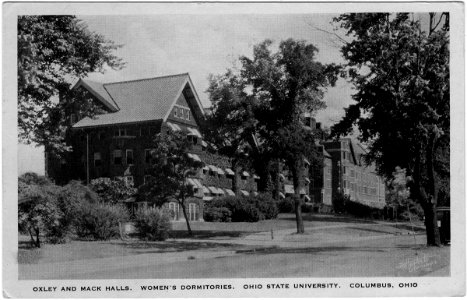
[168,202,179,220]
[94,152,102,167]
[343,166,347,175]
[343,180,347,188]
[188,203,199,221]
[350,170,355,177]
[145,149,152,164]
[98,131,104,140]
[342,152,346,160]
[113,150,122,165]
[174,107,178,118]
[120,128,127,136]
[114,128,127,137]
[70,113,77,125]
[187,110,191,120]
[126,149,134,165]
[124,176,134,187]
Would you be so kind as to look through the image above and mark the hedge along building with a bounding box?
[46,73,259,222]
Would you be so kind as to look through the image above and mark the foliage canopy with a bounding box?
[18,15,124,153]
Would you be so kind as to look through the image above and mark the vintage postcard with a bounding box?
[3,1,465,297]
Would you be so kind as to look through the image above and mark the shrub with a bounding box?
[278,197,294,213]
[231,201,263,222]
[19,172,52,186]
[249,193,279,220]
[74,203,130,240]
[301,203,313,213]
[134,207,172,241]
[90,177,136,203]
[204,194,278,222]
[344,200,371,218]
[203,206,232,222]
[343,199,383,219]
[18,174,66,246]
[332,192,348,214]
[57,180,99,232]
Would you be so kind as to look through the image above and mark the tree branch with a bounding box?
[307,23,349,46]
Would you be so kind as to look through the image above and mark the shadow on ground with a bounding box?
[109,240,249,255]
[168,230,248,239]
[236,244,436,255]
[387,224,425,232]
[283,214,377,224]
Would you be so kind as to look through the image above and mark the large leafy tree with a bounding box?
[242,39,338,233]
[206,39,338,233]
[332,13,449,246]
[18,16,124,153]
[137,129,204,236]
[203,71,257,194]
[18,173,63,247]
[18,173,101,247]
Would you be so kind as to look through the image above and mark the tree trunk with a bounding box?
[34,228,41,248]
[413,138,441,247]
[273,159,281,201]
[291,156,305,234]
[232,159,240,195]
[294,196,305,234]
[423,204,438,246]
[28,227,40,248]
[179,200,193,237]
[424,129,441,246]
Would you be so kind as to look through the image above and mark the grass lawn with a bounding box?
[18,213,421,265]
[17,213,301,264]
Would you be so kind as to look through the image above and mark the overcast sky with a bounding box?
[80,14,355,124]
[19,14,356,175]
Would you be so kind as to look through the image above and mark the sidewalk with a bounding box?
[19,248,240,280]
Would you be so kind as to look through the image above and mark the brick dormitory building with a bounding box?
[45,73,386,221]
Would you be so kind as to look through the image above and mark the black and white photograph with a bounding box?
[3,2,465,297]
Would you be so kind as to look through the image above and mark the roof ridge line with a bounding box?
[103,73,190,86]
[102,85,121,111]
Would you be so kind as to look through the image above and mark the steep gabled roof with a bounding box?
[74,79,119,112]
[73,73,203,129]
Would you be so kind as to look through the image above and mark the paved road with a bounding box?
[19,221,449,279]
